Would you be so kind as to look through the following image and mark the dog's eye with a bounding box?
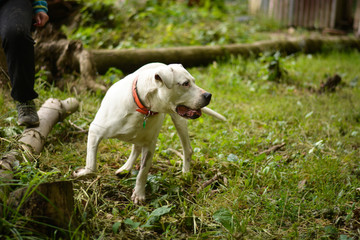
[182,81,190,87]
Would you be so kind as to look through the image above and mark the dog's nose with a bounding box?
[203,92,212,104]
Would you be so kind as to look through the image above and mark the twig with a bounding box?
[197,172,221,194]
[68,120,88,133]
[258,143,286,155]
[167,148,183,159]
[0,66,10,81]
[86,175,102,191]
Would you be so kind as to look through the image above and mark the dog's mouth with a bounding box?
[176,105,202,119]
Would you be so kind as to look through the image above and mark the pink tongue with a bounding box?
[177,106,201,119]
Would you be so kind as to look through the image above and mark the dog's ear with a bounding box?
[154,66,174,89]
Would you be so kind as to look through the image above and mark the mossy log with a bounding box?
[91,36,360,74]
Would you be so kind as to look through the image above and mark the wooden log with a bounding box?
[91,36,360,74]
[19,98,80,155]
[34,25,106,93]
[0,98,79,236]
[0,98,79,174]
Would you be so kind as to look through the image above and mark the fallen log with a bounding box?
[35,37,106,93]
[20,98,80,155]
[34,24,106,93]
[0,98,79,177]
[91,36,360,74]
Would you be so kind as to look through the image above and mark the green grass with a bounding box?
[63,0,285,49]
[1,49,360,239]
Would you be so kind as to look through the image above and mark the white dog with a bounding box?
[73,63,225,204]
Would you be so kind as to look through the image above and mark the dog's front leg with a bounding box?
[116,144,141,177]
[170,113,193,173]
[131,146,154,204]
[73,131,102,178]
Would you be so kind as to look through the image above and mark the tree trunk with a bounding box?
[91,36,360,74]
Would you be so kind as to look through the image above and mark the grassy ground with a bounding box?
[64,0,285,49]
[1,50,360,239]
[1,0,360,239]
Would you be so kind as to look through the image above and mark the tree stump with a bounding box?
[7,181,76,236]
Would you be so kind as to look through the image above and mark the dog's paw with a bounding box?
[73,168,97,179]
[131,191,146,205]
[182,166,190,173]
[115,168,131,178]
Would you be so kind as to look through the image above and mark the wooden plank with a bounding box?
[309,0,316,28]
[314,0,320,28]
[299,0,304,27]
[304,0,310,27]
[319,0,324,28]
[269,0,274,17]
[283,0,288,26]
[296,0,300,26]
[249,0,262,14]
[323,0,329,28]
[355,0,360,34]
[288,0,295,26]
[273,0,278,20]
[330,0,338,28]
[325,0,331,28]
[261,0,270,13]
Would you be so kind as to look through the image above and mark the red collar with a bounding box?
[132,76,158,116]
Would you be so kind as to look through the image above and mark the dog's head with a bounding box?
[151,64,212,119]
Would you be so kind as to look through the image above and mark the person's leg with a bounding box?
[0,0,39,126]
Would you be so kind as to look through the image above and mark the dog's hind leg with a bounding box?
[170,113,193,173]
[115,144,141,177]
[131,145,155,204]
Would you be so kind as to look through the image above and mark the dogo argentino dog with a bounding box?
[73,63,226,204]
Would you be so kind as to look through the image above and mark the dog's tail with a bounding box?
[202,107,227,121]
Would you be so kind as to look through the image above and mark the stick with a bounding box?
[167,148,184,159]
[197,172,221,194]
[258,143,286,155]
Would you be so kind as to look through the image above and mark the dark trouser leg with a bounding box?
[0,0,38,102]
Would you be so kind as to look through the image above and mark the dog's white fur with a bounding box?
[73,63,225,204]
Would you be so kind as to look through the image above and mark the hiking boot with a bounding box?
[16,100,40,127]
